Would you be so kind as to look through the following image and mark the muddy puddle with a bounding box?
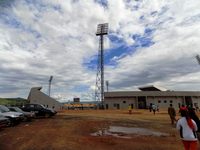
[91,126,169,139]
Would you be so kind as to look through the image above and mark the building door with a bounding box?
[185,96,193,107]
[178,103,181,108]
[116,104,120,109]
[131,104,134,109]
[138,96,146,109]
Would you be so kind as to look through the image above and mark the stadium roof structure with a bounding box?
[27,87,63,110]
[138,85,168,91]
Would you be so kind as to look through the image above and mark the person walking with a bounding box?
[157,105,159,112]
[188,106,200,140]
[149,103,152,112]
[128,104,132,114]
[179,104,187,113]
[176,108,198,150]
[152,104,156,115]
[168,104,176,125]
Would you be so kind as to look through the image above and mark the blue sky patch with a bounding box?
[84,27,155,71]
[95,0,108,8]
[132,28,155,47]
[0,13,23,29]
[0,11,41,39]
[53,5,62,12]
[25,0,63,14]
[0,0,15,8]
[132,34,154,47]
[140,15,144,20]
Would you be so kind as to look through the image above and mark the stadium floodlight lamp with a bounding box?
[49,76,53,82]
[196,54,200,65]
[48,76,53,96]
[96,23,108,36]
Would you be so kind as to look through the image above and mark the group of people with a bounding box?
[168,104,200,150]
[128,103,200,149]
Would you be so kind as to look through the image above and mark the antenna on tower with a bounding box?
[95,23,108,108]
[48,75,53,96]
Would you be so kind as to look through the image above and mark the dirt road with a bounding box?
[0,110,198,150]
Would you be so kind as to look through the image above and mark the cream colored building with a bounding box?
[27,87,63,111]
[104,85,200,109]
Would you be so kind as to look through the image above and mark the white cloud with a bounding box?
[104,0,200,92]
[0,0,200,101]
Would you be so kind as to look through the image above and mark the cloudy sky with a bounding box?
[0,0,200,102]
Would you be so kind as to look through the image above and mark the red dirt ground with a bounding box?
[0,109,199,150]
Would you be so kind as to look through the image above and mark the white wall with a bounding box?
[105,97,136,109]
[105,96,200,109]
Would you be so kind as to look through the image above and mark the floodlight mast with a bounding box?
[196,54,200,65]
[48,76,53,96]
[95,23,108,107]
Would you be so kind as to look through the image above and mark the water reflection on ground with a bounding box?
[91,126,169,139]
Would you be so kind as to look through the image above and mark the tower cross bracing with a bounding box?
[95,23,108,105]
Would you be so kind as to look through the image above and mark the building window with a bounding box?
[158,100,161,103]
[114,103,120,109]
[123,101,126,103]
[170,100,173,103]
[164,100,167,103]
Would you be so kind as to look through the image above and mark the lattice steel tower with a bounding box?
[95,23,108,105]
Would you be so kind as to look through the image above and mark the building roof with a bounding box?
[31,87,42,91]
[64,103,97,107]
[105,91,200,98]
[138,85,168,91]
[27,87,62,105]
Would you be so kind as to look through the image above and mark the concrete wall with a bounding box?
[104,95,200,109]
[27,87,63,111]
[146,96,183,108]
[192,96,200,108]
[104,97,137,109]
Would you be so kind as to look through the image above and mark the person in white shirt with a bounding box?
[152,104,156,115]
[176,108,198,150]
